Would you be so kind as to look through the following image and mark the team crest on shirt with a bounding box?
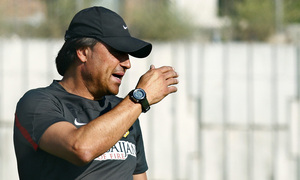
[95,140,136,161]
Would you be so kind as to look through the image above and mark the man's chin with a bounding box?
[108,88,119,96]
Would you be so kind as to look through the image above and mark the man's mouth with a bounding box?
[112,72,124,81]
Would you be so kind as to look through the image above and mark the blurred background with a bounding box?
[1,0,300,179]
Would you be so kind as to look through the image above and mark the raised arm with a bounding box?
[39,65,179,166]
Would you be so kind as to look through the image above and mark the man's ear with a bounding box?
[76,48,88,63]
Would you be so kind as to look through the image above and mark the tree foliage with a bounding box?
[123,1,195,41]
[36,0,94,38]
[219,0,300,41]
[284,0,300,23]
[232,0,275,41]
[0,0,195,41]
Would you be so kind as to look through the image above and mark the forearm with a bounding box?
[72,96,142,161]
[40,95,142,165]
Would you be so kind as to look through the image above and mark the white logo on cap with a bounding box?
[123,25,128,30]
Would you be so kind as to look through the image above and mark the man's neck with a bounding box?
[59,77,95,100]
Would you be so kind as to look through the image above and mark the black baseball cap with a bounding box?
[65,6,152,58]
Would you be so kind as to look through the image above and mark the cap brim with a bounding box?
[100,37,152,58]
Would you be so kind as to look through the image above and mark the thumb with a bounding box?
[150,64,155,70]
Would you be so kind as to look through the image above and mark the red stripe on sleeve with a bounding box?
[15,113,38,151]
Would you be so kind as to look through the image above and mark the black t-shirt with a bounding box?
[14,80,148,180]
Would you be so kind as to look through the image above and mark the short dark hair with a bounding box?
[55,37,98,76]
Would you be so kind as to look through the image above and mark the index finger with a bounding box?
[155,66,175,73]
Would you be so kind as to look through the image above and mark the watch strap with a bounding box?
[129,89,150,113]
[140,97,150,113]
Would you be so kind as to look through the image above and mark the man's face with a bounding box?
[81,42,130,99]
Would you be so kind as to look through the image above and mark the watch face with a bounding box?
[133,89,146,100]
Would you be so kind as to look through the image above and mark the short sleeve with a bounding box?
[15,89,67,147]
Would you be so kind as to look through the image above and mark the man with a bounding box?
[13,6,178,180]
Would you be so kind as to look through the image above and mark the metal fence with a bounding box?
[1,39,300,180]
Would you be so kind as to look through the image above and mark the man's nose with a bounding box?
[120,56,131,69]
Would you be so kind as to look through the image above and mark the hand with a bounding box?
[136,65,179,105]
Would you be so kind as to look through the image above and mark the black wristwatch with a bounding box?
[129,88,150,113]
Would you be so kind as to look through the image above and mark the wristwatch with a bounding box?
[129,88,150,113]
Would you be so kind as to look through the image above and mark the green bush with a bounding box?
[284,0,300,23]
[231,0,275,41]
